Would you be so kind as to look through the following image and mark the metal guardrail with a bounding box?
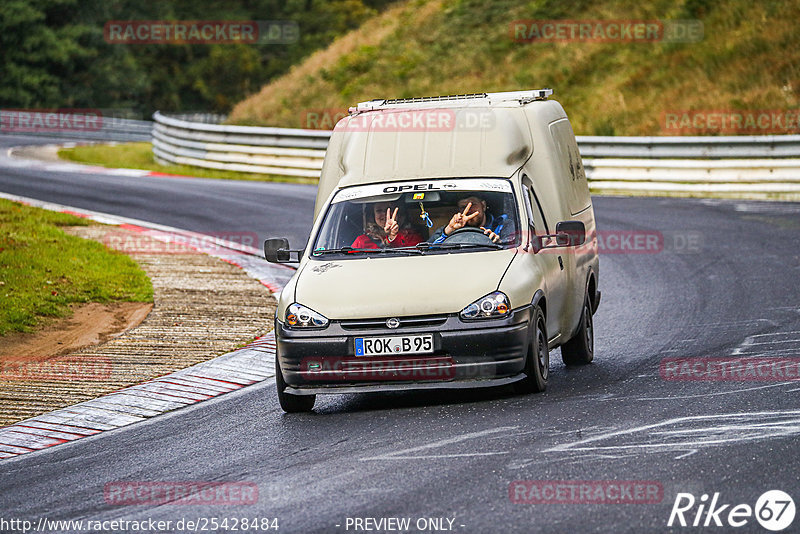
[584,158,800,198]
[577,135,800,159]
[583,158,800,182]
[152,112,800,196]
[152,112,328,177]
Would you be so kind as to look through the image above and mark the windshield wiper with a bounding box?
[312,246,422,256]
[414,242,504,251]
[312,241,505,256]
[388,246,424,254]
[312,247,380,255]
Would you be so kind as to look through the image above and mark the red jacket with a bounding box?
[351,229,424,249]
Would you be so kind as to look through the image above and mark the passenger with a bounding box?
[351,201,424,249]
[430,194,511,244]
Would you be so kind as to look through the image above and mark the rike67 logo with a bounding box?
[668,490,795,531]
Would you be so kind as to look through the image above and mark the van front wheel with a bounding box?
[561,294,594,366]
[513,305,548,394]
[276,351,316,413]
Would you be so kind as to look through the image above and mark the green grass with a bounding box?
[228,0,800,136]
[58,142,317,184]
[0,199,153,336]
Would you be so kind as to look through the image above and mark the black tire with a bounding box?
[513,305,549,394]
[561,293,594,366]
[276,351,315,413]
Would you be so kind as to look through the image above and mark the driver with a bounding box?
[430,194,510,244]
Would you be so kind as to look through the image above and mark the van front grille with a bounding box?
[339,315,449,331]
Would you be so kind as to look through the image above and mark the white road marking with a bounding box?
[731,335,755,355]
[370,453,508,460]
[361,426,517,461]
[750,330,800,339]
[732,329,800,355]
[652,419,800,434]
[685,319,775,328]
[742,339,800,346]
[545,410,800,454]
[637,382,796,401]
[730,347,800,357]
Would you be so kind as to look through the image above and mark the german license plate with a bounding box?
[355,334,434,357]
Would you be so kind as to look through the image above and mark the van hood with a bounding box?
[294,250,517,320]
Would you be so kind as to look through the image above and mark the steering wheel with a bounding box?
[442,226,495,245]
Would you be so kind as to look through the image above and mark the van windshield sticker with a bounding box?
[332,179,512,203]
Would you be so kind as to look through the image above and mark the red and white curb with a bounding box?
[0,333,276,459]
[0,192,294,461]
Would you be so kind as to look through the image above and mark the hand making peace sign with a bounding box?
[384,207,400,242]
[444,202,481,235]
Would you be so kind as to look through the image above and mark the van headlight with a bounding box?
[285,303,329,328]
[460,291,510,320]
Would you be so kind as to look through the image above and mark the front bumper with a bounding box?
[276,306,532,394]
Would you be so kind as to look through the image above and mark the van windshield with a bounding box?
[311,178,520,258]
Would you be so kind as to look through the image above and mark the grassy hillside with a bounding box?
[228,0,800,136]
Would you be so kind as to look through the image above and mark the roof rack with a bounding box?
[352,88,553,113]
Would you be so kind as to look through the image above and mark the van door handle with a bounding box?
[558,256,564,270]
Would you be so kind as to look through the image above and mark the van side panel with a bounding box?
[521,106,574,339]
[522,102,598,343]
[548,119,591,216]
[547,116,597,336]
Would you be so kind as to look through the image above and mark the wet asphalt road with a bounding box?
[1,134,799,533]
[0,134,317,248]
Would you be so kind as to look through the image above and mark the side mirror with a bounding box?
[555,233,570,247]
[555,221,586,247]
[527,226,542,253]
[264,238,291,263]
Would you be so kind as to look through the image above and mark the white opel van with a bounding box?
[265,89,600,412]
